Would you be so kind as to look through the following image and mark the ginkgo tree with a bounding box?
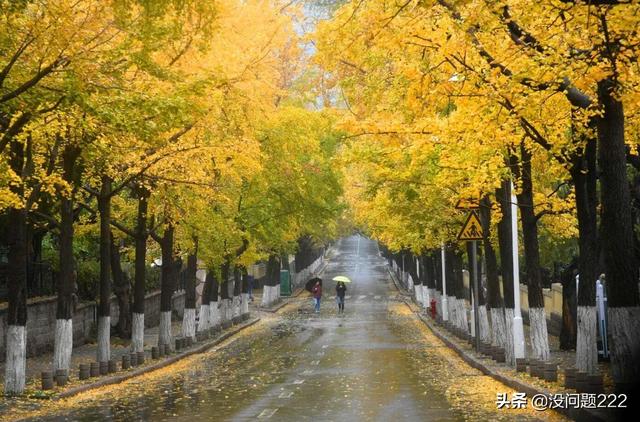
[314,0,640,389]
[1,0,345,396]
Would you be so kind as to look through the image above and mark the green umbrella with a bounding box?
[332,275,352,283]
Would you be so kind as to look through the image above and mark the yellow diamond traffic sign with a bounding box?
[458,211,483,241]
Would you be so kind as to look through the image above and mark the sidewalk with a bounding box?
[388,264,621,421]
[405,299,622,422]
[0,319,184,389]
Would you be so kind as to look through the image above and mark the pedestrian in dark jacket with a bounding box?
[335,281,347,314]
[312,281,322,313]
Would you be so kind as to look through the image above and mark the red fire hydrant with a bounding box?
[430,299,437,319]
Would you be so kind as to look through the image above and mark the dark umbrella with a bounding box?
[305,277,323,292]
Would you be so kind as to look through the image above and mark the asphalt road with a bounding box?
[26,236,563,421]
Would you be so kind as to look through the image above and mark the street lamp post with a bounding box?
[510,181,525,360]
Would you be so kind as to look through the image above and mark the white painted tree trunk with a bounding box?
[407,275,414,292]
[608,306,640,386]
[241,293,249,315]
[198,304,210,332]
[232,295,241,319]
[182,308,196,340]
[261,286,271,307]
[159,311,172,350]
[97,316,111,362]
[209,301,220,328]
[131,312,145,353]
[478,305,491,344]
[490,307,507,349]
[455,298,464,329]
[447,295,456,325]
[576,306,598,374]
[459,299,469,332]
[53,319,73,372]
[414,284,423,306]
[225,298,233,321]
[4,325,26,395]
[504,308,515,365]
[452,299,461,328]
[529,307,550,361]
[219,300,228,323]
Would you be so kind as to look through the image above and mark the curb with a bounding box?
[55,317,260,400]
[387,266,411,297]
[404,299,611,422]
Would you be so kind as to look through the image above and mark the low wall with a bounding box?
[0,289,185,362]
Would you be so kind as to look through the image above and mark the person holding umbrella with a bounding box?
[336,281,347,313]
[332,276,351,314]
[312,280,322,313]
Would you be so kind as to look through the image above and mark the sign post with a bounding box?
[458,210,483,352]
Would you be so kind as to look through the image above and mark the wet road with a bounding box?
[14,236,565,421]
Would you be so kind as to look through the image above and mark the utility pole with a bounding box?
[510,181,525,360]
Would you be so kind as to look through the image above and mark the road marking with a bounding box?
[358,295,367,299]
[345,295,351,299]
[302,369,314,375]
[279,391,294,398]
[258,408,278,419]
[292,379,305,384]
[374,295,381,299]
[311,360,320,365]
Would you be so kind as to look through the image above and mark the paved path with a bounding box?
[14,236,566,421]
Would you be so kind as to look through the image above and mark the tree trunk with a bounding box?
[514,145,550,361]
[131,187,149,353]
[422,254,435,307]
[182,251,197,340]
[571,133,599,373]
[208,269,220,328]
[467,241,489,342]
[241,268,250,316]
[110,233,131,339]
[53,143,80,373]
[5,204,28,394]
[452,249,468,332]
[219,261,231,324]
[435,249,444,318]
[478,195,500,346]
[407,253,421,305]
[232,266,242,322]
[444,246,457,326]
[559,262,578,350]
[198,268,212,332]
[159,224,175,349]
[262,254,280,307]
[97,175,112,363]
[597,78,640,388]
